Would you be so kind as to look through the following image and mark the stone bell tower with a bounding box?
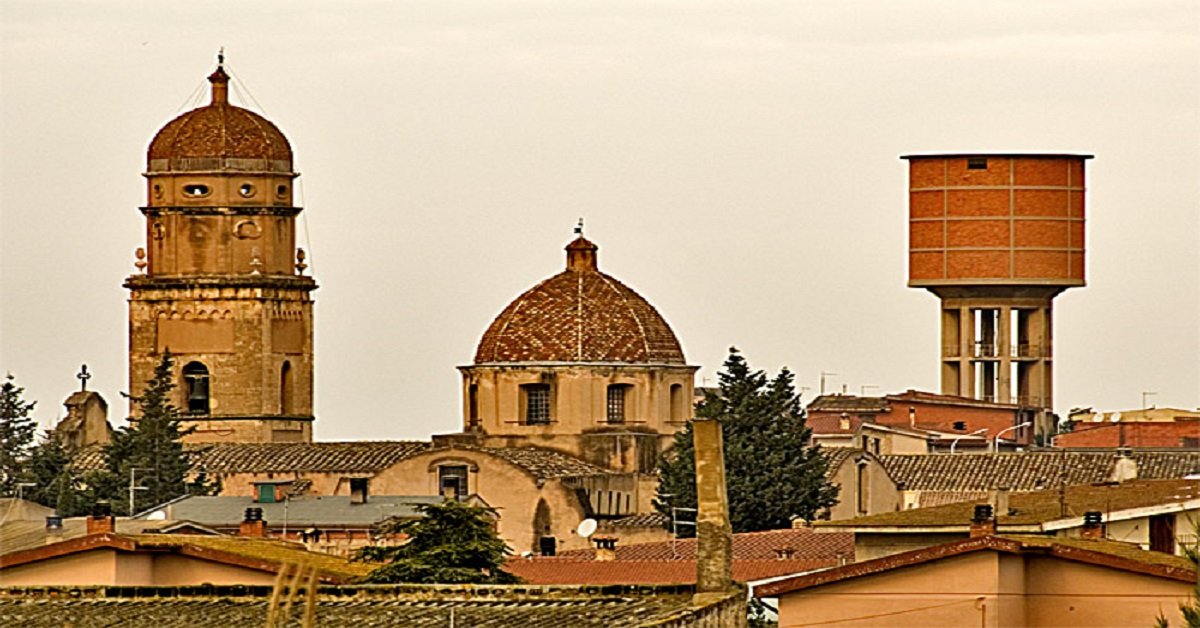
[124,56,316,443]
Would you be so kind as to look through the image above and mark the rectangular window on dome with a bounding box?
[607,384,630,424]
[522,384,551,425]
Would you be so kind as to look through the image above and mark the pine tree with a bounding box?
[20,435,94,516]
[103,352,211,515]
[655,347,839,534]
[355,500,519,584]
[0,374,38,496]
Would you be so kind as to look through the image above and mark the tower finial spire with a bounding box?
[574,218,584,236]
[208,49,230,105]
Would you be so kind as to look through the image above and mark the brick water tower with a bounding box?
[903,153,1091,442]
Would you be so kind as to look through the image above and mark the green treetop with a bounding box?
[104,352,212,515]
[656,347,839,534]
[356,499,518,584]
[0,374,38,497]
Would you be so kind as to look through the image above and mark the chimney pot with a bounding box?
[239,507,268,538]
[970,504,996,538]
[1081,511,1106,540]
[86,502,116,535]
[593,536,617,562]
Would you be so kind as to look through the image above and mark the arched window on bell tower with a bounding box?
[182,362,210,415]
[280,361,293,415]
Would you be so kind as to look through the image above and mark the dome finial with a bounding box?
[208,48,230,105]
[565,221,598,271]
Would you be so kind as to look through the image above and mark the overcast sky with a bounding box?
[2,1,1197,440]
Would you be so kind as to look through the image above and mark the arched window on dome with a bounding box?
[467,384,480,429]
[607,384,632,424]
[670,384,687,423]
[182,362,210,415]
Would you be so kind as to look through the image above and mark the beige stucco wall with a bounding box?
[370,449,595,554]
[826,454,901,521]
[460,364,695,438]
[0,548,280,587]
[776,550,1192,627]
[853,532,968,562]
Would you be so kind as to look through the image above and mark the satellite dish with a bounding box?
[576,518,598,538]
[147,510,166,520]
[1111,412,1122,423]
[1092,413,1105,423]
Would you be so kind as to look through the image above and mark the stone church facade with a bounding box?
[98,59,698,554]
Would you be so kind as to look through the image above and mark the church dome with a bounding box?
[475,236,686,364]
[147,64,292,172]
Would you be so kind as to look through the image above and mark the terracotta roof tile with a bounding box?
[505,557,834,585]
[473,446,614,479]
[148,103,292,166]
[880,451,1200,492]
[475,238,685,364]
[557,527,853,562]
[820,478,1200,528]
[757,534,1195,598]
[191,441,430,474]
[0,584,731,627]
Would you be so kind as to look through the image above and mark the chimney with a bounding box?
[239,507,268,538]
[87,501,115,535]
[990,488,1010,517]
[593,536,617,562]
[693,418,734,593]
[1081,511,1105,540]
[1108,449,1138,483]
[970,504,995,538]
[45,516,64,545]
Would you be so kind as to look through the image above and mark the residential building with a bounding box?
[758,535,1193,628]
[816,478,1200,561]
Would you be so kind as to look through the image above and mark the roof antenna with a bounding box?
[574,218,584,236]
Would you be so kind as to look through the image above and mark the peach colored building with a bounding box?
[759,534,1193,628]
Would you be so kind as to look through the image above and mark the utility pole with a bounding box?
[820,372,837,396]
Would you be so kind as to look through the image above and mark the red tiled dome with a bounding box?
[147,65,292,170]
[475,237,686,364]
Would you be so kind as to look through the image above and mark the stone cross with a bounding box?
[77,364,91,391]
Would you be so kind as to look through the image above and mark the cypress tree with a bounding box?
[104,352,211,515]
[655,347,838,534]
[0,374,38,497]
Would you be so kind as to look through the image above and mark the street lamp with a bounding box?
[128,467,153,516]
[991,422,1033,453]
[950,428,988,454]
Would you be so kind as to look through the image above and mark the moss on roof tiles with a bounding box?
[127,534,373,581]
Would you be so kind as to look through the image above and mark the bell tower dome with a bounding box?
[125,55,317,443]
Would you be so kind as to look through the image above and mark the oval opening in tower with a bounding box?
[276,184,288,198]
[239,183,255,198]
[183,184,210,197]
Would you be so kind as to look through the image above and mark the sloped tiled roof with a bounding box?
[557,527,853,562]
[819,479,1200,529]
[0,584,735,627]
[143,495,442,528]
[474,237,686,364]
[191,441,430,474]
[757,534,1195,598]
[1,518,220,556]
[2,533,371,582]
[604,512,670,528]
[476,446,613,479]
[880,451,1200,492]
[807,395,890,413]
[505,557,834,585]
